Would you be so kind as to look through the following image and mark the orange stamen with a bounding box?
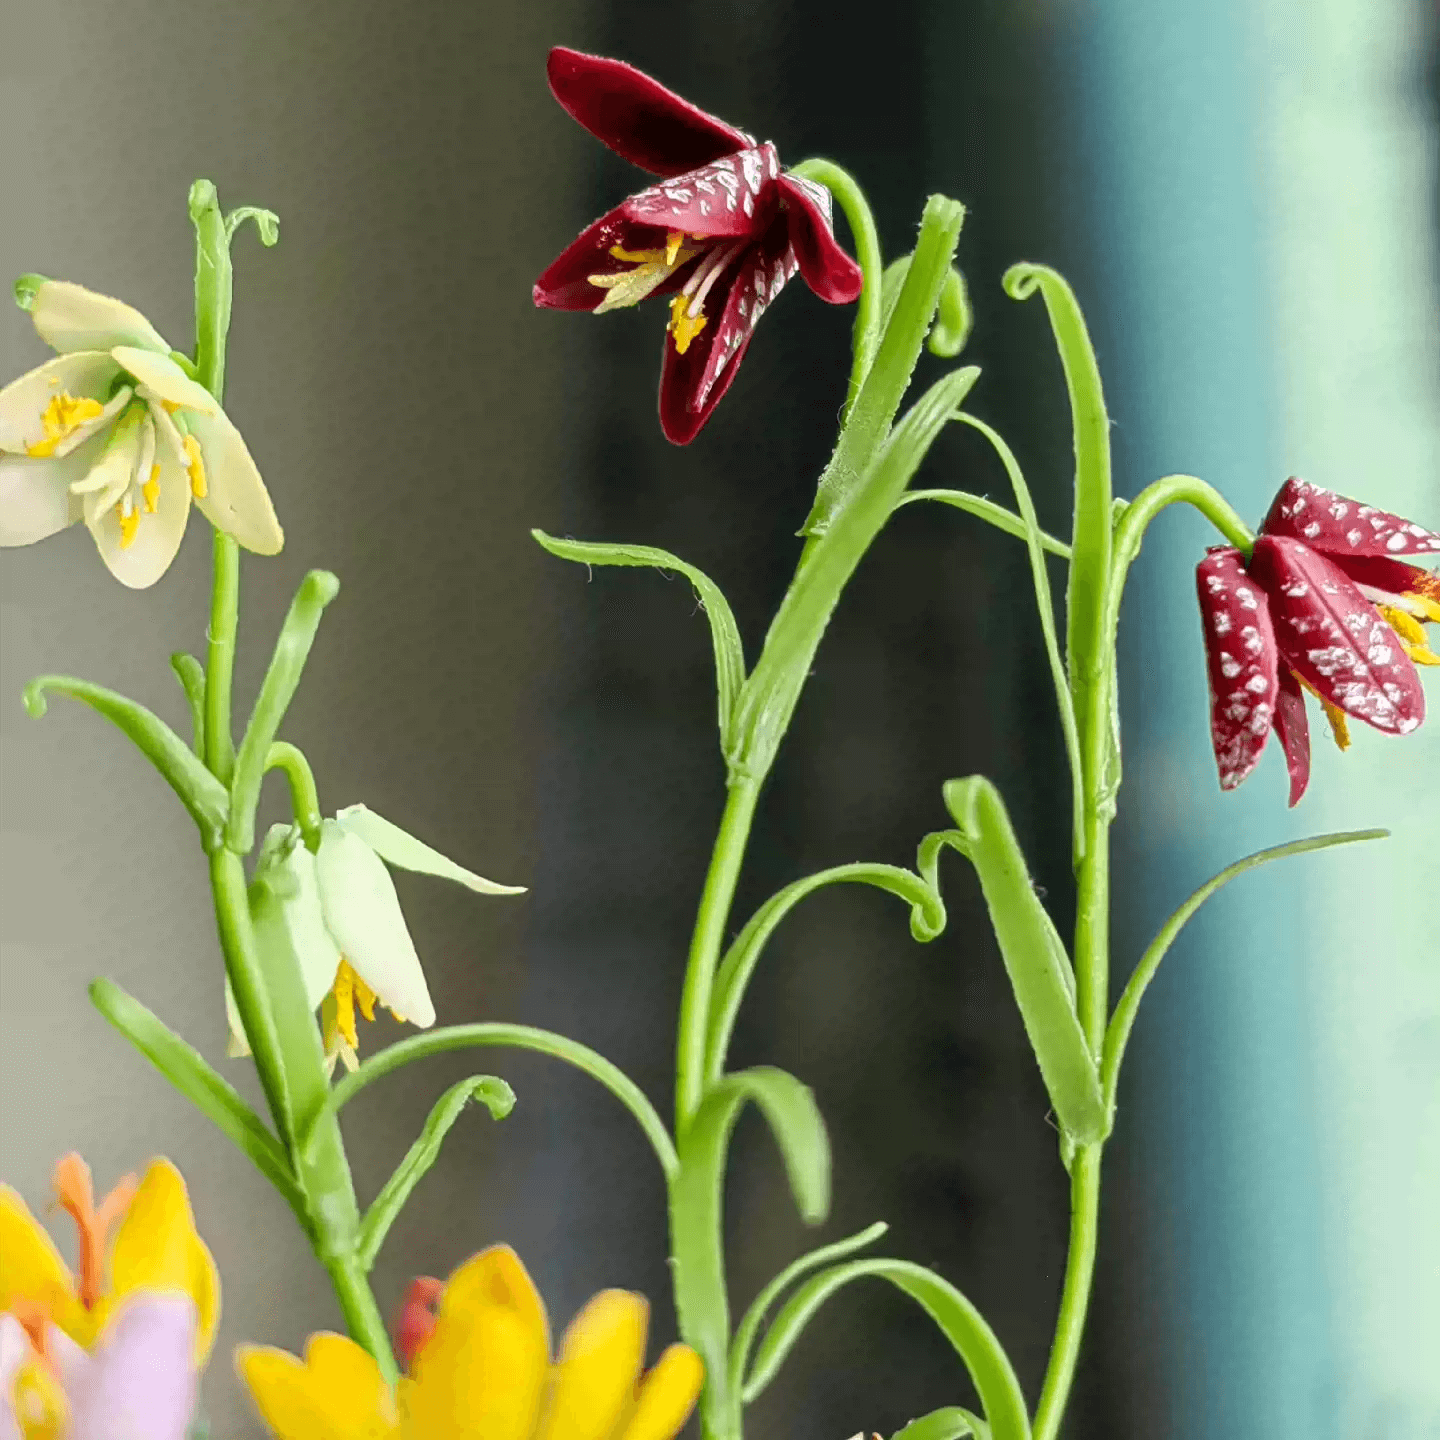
[52,1153,137,1310]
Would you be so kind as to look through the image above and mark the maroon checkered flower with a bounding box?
[533,47,863,444]
[1196,477,1439,805]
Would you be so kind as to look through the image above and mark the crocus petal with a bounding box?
[335,806,526,896]
[0,1186,81,1325]
[0,1313,27,1440]
[184,407,284,555]
[0,352,123,454]
[658,233,793,444]
[84,434,191,589]
[105,1160,219,1364]
[402,1247,549,1440]
[315,822,436,1029]
[0,439,100,545]
[1273,668,1312,807]
[238,1333,396,1440]
[31,281,169,357]
[67,1294,197,1440]
[1195,546,1280,792]
[546,47,753,178]
[620,145,781,239]
[1250,535,1425,735]
[617,1345,705,1440]
[1261,476,1440,563]
[536,1290,648,1440]
[777,173,864,304]
[112,349,217,417]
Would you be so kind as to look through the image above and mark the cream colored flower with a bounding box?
[0,280,282,587]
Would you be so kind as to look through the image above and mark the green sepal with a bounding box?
[728,1221,887,1401]
[740,1258,1030,1440]
[893,1406,991,1440]
[23,675,229,849]
[706,864,945,1084]
[357,1075,515,1270]
[532,530,745,753]
[1101,828,1387,1108]
[227,570,340,853]
[928,777,1106,1145]
[13,274,48,311]
[170,653,206,757]
[88,978,308,1226]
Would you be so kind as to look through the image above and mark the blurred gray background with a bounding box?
[2,2,1436,1437]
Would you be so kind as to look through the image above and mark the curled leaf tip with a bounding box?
[226,206,281,248]
[13,273,47,311]
[22,677,52,718]
[927,267,971,358]
[302,570,341,606]
[1001,261,1047,301]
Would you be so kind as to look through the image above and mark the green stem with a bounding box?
[265,741,323,851]
[674,777,763,1134]
[1031,1145,1101,1440]
[205,531,240,784]
[324,1255,398,1383]
[790,159,884,414]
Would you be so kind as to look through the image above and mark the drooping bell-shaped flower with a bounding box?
[0,280,282,586]
[533,48,863,444]
[1196,476,1437,804]
[226,807,525,1074]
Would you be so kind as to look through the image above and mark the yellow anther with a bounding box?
[1320,697,1351,750]
[142,465,161,514]
[330,962,360,1051]
[667,294,708,355]
[26,391,103,458]
[117,504,141,550]
[1379,602,1439,664]
[665,230,684,265]
[589,236,702,314]
[14,1355,68,1440]
[182,434,206,499]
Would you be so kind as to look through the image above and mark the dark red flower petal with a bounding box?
[532,205,641,311]
[1249,535,1425,735]
[621,145,781,239]
[1327,555,1440,607]
[1261,476,1440,564]
[658,233,797,444]
[1196,546,1281,792]
[1273,668,1311,807]
[547,47,754,178]
[776,173,864,304]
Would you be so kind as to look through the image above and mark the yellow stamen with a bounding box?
[331,961,360,1052]
[668,293,708,355]
[665,230,683,265]
[588,233,699,314]
[182,433,206,499]
[117,504,141,550]
[1296,673,1352,751]
[142,464,161,514]
[26,392,103,458]
[1379,603,1440,666]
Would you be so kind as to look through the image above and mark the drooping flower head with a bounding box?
[0,280,282,586]
[1197,476,1438,804]
[239,1244,704,1440]
[226,807,525,1074]
[533,48,863,444]
[0,1155,216,1439]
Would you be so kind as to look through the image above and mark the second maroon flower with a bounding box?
[533,48,863,445]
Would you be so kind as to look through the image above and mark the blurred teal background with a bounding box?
[1,2,1436,1436]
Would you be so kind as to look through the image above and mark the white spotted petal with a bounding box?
[335,804,527,895]
[31,280,170,356]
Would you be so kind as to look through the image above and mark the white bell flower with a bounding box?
[0,280,282,587]
[227,806,526,1074]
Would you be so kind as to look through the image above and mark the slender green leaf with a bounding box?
[322,1023,677,1179]
[706,865,945,1083]
[88,978,306,1223]
[1102,828,1387,1108]
[742,1259,1030,1440]
[897,490,1071,558]
[929,268,972,358]
[893,1406,990,1440]
[169,653,206,757]
[357,1075,515,1269]
[24,676,229,846]
[729,1221,887,1398]
[934,777,1106,1144]
[952,413,1084,858]
[533,531,745,752]
[227,570,340,852]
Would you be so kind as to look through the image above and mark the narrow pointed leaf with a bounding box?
[741,1258,1029,1440]
[533,530,745,750]
[707,864,945,1083]
[357,1075,515,1269]
[227,570,340,852]
[896,490,1071,557]
[89,979,306,1223]
[23,676,228,845]
[335,805,525,894]
[728,1222,887,1397]
[169,653,206,757]
[937,777,1106,1144]
[893,1406,990,1440]
[1101,828,1387,1106]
